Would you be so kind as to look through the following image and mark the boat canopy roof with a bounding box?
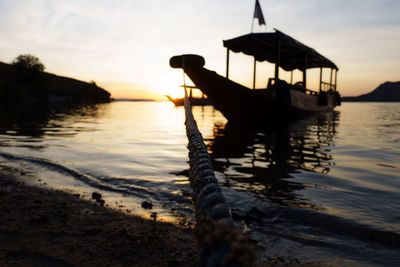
[223,29,338,71]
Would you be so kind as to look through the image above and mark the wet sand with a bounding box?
[0,170,197,267]
[0,168,358,267]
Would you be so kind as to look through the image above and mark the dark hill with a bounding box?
[342,81,400,102]
[0,62,111,103]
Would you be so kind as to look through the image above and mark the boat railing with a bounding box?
[306,89,320,95]
[268,78,321,95]
[320,81,335,92]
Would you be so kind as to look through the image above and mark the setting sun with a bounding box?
[148,71,185,100]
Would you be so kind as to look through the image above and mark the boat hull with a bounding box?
[171,55,340,123]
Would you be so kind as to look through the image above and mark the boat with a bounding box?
[166,96,210,106]
[165,86,210,106]
[169,29,341,123]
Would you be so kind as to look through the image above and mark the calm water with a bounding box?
[0,101,399,266]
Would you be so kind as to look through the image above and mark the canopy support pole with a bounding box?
[274,38,281,80]
[226,48,230,79]
[253,58,256,90]
[303,54,308,89]
[334,69,338,91]
[274,63,279,80]
[330,69,333,90]
[319,67,323,92]
[290,71,293,84]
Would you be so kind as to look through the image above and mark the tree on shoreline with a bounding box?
[12,54,45,72]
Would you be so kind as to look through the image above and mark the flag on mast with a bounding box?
[253,0,266,26]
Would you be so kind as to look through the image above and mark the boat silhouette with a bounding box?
[170,29,341,123]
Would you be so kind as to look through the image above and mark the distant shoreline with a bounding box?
[341,81,400,102]
[0,61,111,103]
[112,98,156,102]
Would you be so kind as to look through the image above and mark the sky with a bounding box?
[0,0,399,99]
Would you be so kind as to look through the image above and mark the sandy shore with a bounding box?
[0,168,358,267]
[0,170,197,267]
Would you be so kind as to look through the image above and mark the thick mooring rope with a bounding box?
[183,88,255,267]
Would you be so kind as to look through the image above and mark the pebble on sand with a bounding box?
[91,192,102,201]
[141,201,153,210]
